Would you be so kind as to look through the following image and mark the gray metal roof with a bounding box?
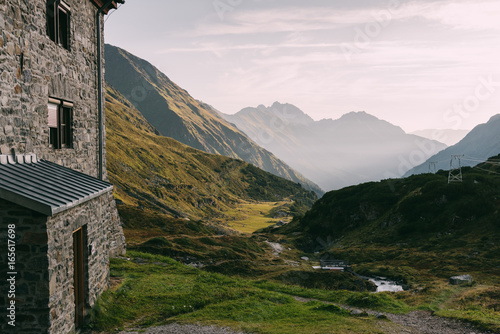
[0,156,113,216]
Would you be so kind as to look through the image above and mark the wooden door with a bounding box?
[73,227,85,328]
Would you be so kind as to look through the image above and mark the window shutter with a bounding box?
[48,103,58,128]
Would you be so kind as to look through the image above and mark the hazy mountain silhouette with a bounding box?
[104,44,322,196]
[404,114,500,176]
[410,129,469,146]
[223,103,447,190]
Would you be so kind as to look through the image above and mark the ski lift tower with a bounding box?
[448,155,463,183]
[428,161,437,174]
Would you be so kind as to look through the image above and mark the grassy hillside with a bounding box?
[104,44,322,196]
[274,156,500,331]
[98,95,499,332]
[105,84,317,223]
[289,155,500,251]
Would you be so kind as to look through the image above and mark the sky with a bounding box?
[105,0,500,133]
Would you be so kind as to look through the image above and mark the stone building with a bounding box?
[0,1,126,333]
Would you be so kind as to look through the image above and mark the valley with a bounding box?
[2,2,498,334]
[93,45,500,334]
[86,77,500,333]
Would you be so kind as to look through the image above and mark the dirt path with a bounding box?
[293,296,496,334]
[116,324,245,334]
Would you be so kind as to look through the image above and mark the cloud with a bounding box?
[111,0,500,131]
[186,0,500,39]
[425,0,500,31]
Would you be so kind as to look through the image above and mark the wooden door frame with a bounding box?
[73,226,87,328]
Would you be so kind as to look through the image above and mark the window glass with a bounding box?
[58,5,70,50]
[46,0,56,42]
[61,107,72,148]
[48,100,73,149]
[46,0,70,50]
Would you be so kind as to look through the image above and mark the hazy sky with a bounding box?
[105,0,500,132]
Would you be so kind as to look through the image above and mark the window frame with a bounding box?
[48,98,73,149]
[46,0,71,51]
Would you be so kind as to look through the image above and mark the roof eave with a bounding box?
[0,188,53,216]
[51,185,114,215]
[90,0,121,14]
[0,185,114,216]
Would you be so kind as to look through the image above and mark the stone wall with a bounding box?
[0,2,126,332]
[0,192,124,334]
[106,191,126,258]
[0,0,110,179]
[46,193,122,334]
[0,199,50,334]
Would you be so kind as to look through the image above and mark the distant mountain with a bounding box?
[223,103,446,190]
[104,44,322,196]
[410,129,469,146]
[105,85,318,220]
[404,115,500,176]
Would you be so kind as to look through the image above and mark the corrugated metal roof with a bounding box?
[0,156,113,216]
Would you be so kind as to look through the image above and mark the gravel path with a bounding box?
[118,324,246,334]
[293,296,496,334]
[114,308,496,334]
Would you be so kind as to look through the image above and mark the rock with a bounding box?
[449,274,473,285]
[350,309,367,316]
[351,309,363,316]
[300,256,309,261]
[273,211,287,218]
[275,220,286,226]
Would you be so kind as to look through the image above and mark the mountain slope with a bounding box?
[105,85,318,221]
[223,103,447,190]
[410,129,469,146]
[404,114,500,176]
[104,44,322,196]
[281,155,500,267]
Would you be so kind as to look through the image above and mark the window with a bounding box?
[46,0,71,50]
[48,98,73,149]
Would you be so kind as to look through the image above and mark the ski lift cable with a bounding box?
[464,155,500,163]
[472,166,500,175]
[462,157,500,165]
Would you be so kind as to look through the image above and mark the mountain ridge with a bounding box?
[104,44,322,196]
[223,103,446,190]
[404,114,500,176]
[105,84,318,221]
[410,129,468,146]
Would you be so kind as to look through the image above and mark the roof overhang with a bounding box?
[0,156,113,216]
[90,0,123,14]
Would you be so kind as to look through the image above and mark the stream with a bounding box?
[366,276,404,292]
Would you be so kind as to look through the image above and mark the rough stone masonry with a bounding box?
[0,1,126,333]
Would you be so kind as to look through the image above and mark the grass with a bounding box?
[96,152,500,333]
[106,203,500,333]
[222,201,292,233]
[89,252,405,334]
[432,285,500,332]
